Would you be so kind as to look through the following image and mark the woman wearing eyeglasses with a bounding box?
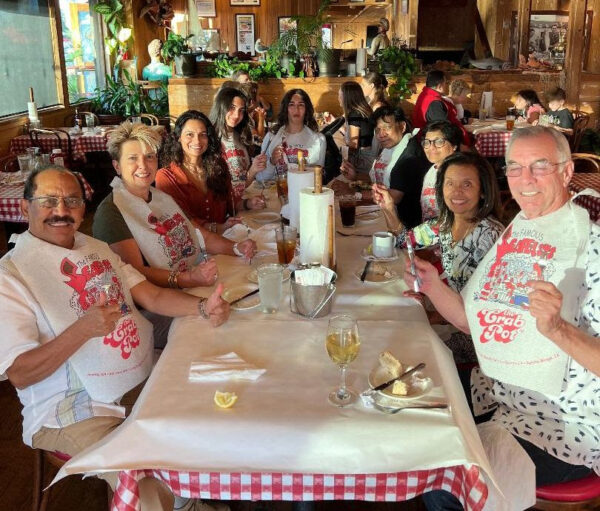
[374,152,504,363]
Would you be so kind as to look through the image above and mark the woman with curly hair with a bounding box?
[157,110,264,234]
[209,87,267,200]
[259,88,326,181]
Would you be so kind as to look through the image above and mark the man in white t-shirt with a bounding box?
[0,167,230,511]
[408,127,599,510]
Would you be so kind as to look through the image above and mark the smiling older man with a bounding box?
[405,127,599,510]
[0,166,230,511]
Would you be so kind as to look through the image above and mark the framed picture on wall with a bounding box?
[235,14,256,56]
[230,0,260,5]
[528,11,568,68]
[196,0,216,17]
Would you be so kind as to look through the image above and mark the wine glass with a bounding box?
[325,314,360,407]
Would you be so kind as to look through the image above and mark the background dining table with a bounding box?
[465,119,513,158]
[54,183,495,511]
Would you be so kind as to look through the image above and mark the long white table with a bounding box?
[55,188,494,511]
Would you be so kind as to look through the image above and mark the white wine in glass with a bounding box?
[326,314,360,407]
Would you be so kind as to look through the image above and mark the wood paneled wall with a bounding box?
[417,0,477,50]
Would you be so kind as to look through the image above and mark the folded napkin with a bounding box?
[222,223,251,242]
[294,266,335,286]
[189,352,266,382]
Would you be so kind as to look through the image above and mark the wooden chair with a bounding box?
[534,472,600,510]
[32,449,112,511]
[0,154,19,172]
[569,112,590,153]
[127,113,159,126]
[64,111,100,127]
[572,153,600,173]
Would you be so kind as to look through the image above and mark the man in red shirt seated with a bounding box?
[412,70,470,146]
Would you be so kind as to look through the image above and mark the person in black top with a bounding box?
[545,87,574,134]
[339,81,374,169]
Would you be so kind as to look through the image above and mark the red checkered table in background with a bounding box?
[570,173,600,223]
[0,173,93,223]
[473,131,512,158]
[110,465,488,511]
[9,130,109,161]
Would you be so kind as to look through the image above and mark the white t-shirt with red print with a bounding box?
[420,164,439,222]
[221,134,250,200]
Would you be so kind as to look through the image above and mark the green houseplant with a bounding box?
[161,31,195,76]
[270,0,335,77]
[377,44,418,104]
[91,70,167,122]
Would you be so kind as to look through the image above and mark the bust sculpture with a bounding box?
[142,39,172,83]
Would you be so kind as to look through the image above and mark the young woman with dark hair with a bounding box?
[209,87,267,200]
[361,72,389,111]
[259,88,326,181]
[157,110,264,234]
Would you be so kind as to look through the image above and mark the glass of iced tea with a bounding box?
[276,171,288,201]
[339,195,357,227]
[275,225,297,265]
[326,314,360,407]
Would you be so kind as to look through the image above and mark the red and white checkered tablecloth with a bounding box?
[110,465,488,511]
[570,173,600,223]
[10,131,108,160]
[474,131,512,158]
[0,172,94,223]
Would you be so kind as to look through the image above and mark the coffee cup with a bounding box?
[372,231,395,258]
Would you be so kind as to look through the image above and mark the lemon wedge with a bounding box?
[214,390,238,409]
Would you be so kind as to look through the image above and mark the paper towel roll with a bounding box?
[28,102,39,121]
[287,168,314,229]
[299,187,335,267]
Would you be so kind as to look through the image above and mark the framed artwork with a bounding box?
[196,0,216,17]
[230,0,260,5]
[278,17,296,38]
[235,13,255,56]
[527,11,568,68]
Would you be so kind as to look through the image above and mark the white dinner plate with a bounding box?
[250,212,281,224]
[360,246,399,263]
[247,268,291,284]
[356,210,380,224]
[368,366,433,401]
[354,266,398,283]
[222,284,260,311]
[0,172,25,185]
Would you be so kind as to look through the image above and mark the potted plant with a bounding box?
[271,0,337,77]
[161,31,195,76]
[91,70,166,124]
[377,44,418,104]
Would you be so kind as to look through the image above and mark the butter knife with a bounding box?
[228,288,259,306]
[372,362,426,392]
[360,260,372,282]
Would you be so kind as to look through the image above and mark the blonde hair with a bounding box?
[107,122,163,161]
[449,79,470,97]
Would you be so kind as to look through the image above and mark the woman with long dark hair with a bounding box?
[157,110,263,235]
[259,88,326,181]
[361,72,389,111]
[209,87,267,200]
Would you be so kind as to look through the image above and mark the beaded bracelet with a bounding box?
[197,297,209,319]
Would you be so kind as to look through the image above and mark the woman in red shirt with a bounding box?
[157,110,263,234]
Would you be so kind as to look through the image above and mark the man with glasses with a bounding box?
[0,166,230,510]
[406,127,599,510]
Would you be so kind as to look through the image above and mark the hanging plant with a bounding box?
[377,44,418,104]
[93,0,132,56]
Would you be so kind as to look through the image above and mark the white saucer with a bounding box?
[354,266,399,283]
[356,210,380,224]
[222,284,260,311]
[360,247,399,263]
[250,212,281,224]
[368,366,433,401]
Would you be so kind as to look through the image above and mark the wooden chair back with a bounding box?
[0,154,19,172]
[570,111,590,153]
[127,113,159,126]
[572,153,600,173]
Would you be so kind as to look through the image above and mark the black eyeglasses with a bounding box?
[27,196,85,209]
[421,138,447,149]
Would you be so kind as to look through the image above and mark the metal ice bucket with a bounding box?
[290,270,337,319]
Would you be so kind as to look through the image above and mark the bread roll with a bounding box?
[391,380,409,396]
[379,351,402,377]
